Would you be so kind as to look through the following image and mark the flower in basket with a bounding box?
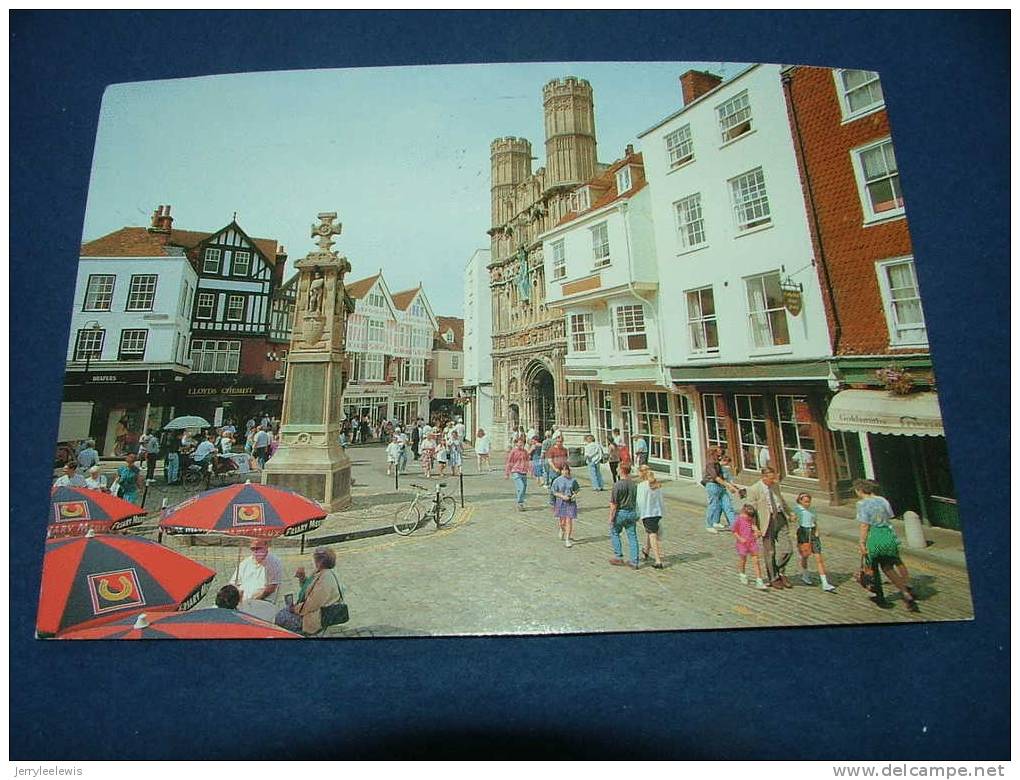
[875,365,915,395]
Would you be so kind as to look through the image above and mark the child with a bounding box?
[475,428,491,472]
[434,437,449,477]
[793,493,837,592]
[733,504,768,590]
[550,465,580,548]
[419,433,437,478]
[447,431,464,477]
[636,464,665,569]
[385,438,402,476]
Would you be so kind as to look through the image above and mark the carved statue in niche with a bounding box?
[308,269,325,315]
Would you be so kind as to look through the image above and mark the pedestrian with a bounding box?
[474,428,491,472]
[385,437,402,476]
[539,431,555,486]
[702,447,738,533]
[636,464,665,569]
[447,431,463,477]
[732,504,768,590]
[608,463,641,570]
[116,452,144,505]
[253,425,272,469]
[618,439,632,471]
[76,439,100,475]
[854,479,918,612]
[84,465,109,493]
[607,435,622,483]
[397,434,410,474]
[504,437,530,512]
[53,462,87,489]
[793,492,837,592]
[434,436,449,477]
[528,435,543,484]
[164,431,182,485]
[551,465,580,548]
[139,429,160,485]
[420,433,437,478]
[583,434,605,491]
[633,435,649,467]
[746,467,795,589]
[545,435,569,507]
[410,418,422,461]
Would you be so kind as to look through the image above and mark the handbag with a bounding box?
[319,571,350,626]
[854,555,876,593]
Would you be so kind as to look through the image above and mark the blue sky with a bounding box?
[83,60,747,316]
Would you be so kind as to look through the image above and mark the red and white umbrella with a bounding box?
[48,486,146,538]
[37,534,216,638]
[58,608,302,640]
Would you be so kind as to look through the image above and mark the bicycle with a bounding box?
[393,482,458,536]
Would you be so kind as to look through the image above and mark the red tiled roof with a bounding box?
[555,151,647,228]
[390,287,421,311]
[344,274,382,300]
[81,225,281,265]
[434,316,464,351]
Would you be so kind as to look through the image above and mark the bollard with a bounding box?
[394,469,399,492]
[459,472,464,508]
[903,510,927,549]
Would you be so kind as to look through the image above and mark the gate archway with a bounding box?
[523,360,556,434]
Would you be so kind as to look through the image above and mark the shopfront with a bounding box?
[176,378,284,430]
[827,389,958,529]
[61,369,180,456]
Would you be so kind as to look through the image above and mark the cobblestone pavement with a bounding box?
[141,444,974,639]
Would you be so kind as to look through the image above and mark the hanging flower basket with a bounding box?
[875,365,915,395]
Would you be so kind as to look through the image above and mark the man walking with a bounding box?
[253,425,272,468]
[746,467,795,589]
[583,434,605,491]
[608,463,641,569]
[702,447,738,533]
[139,429,161,486]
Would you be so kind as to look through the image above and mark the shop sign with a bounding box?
[90,375,120,383]
[782,288,803,317]
[187,387,254,396]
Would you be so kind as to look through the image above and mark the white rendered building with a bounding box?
[462,248,493,443]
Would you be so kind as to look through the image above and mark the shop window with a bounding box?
[735,394,770,472]
[637,391,672,461]
[595,389,614,446]
[702,393,731,455]
[831,430,866,482]
[776,395,817,480]
[672,393,695,465]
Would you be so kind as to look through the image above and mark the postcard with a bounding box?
[38,61,972,640]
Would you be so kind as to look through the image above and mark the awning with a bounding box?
[826,389,944,437]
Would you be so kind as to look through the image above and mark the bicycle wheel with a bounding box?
[393,504,422,536]
[435,496,458,528]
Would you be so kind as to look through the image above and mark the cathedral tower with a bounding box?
[489,136,533,232]
[542,77,598,192]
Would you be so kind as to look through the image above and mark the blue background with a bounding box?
[10,11,1009,759]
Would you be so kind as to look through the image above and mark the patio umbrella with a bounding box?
[58,608,301,640]
[37,533,217,638]
[48,486,147,539]
[158,481,325,542]
[163,415,211,431]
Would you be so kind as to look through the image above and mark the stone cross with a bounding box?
[311,212,343,254]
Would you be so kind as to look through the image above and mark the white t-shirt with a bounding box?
[233,552,283,604]
[85,474,108,491]
[637,481,665,519]
[474,435,490,455]
[193,440,217,462]
[254,430,271,448]
[584,441,604,464]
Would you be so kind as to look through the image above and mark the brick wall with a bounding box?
[240,338,281,380]
[787,66,918,357]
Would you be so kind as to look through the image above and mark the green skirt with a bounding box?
[866,524,901,564]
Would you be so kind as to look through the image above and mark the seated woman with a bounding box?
[275,547,344,635]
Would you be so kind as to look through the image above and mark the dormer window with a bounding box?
[367,289,385,308]
[615,166,632,194]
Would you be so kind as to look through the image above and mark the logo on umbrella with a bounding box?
[232,503,266,527]
[87,568,145,614]
[54,501,91,522]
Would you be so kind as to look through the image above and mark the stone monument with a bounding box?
[262,212,353,510]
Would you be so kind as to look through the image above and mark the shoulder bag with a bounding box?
[319,570,350,627]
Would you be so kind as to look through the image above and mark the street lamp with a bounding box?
[82,320,101,375]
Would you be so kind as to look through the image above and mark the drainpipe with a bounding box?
[782,69,842,356]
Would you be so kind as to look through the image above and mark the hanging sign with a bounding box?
[781,278,804,317]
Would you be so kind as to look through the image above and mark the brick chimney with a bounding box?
[679,70,724,106]
[148,204,174,242]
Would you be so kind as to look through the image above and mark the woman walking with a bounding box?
[854,479,919,612]
[504,437,531,512]
[607,437,621,484]
[551,465,580,548]
[636,464,665,569]
[420,433,437,478]
[474,428,491,472]
[447,431,464,477]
